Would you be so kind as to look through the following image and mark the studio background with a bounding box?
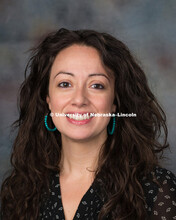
[0,0,176,185]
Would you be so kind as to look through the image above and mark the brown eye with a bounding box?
[91,84,104,89]
[58,82,71,88]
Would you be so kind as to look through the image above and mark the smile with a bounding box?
[66,113,94,125]
[66,113,93,121]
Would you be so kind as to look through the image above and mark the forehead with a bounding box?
[55,44,100,59]
[50,44,114,79]
[52,44,102,68]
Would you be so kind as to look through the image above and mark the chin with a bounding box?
[61,131,95,142]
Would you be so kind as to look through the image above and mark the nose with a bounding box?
[71,85,89,108]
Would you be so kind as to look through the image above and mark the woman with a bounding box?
[1,28,176,220]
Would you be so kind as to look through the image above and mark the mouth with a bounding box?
[66,112,94,121]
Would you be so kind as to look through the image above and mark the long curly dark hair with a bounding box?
[0,28,169,219]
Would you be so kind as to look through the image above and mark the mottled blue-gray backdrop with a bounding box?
[0,0,176,185]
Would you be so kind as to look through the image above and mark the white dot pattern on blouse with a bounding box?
[39,167,176,219]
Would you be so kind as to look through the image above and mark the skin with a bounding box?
[46,44,116,219]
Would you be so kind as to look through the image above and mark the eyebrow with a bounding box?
[54,71,110,82]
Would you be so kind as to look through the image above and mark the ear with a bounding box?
[46,96,51,110]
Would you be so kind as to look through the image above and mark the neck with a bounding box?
[59,132,107,180]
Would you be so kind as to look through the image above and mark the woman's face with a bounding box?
[46,44,116,142]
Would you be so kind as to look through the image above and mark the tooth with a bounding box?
[67,113,92,120]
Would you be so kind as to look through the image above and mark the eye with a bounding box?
[58,82,71,88]
[91,84,104,89]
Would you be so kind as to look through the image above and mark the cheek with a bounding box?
[49,94,68,112]
[93,94,114,112]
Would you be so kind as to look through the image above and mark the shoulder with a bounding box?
[141,166,176,214]
[153,166,176,182]
[141,166,176,190]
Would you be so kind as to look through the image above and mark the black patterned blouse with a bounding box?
[39,167,176,219]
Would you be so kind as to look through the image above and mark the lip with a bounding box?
[65,112,94,125]
[66,117,93,125]
[65,112,93,115]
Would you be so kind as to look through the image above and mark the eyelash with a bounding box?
[58,82,71,88]
[58,82,105,89]
[91,84,104,89]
